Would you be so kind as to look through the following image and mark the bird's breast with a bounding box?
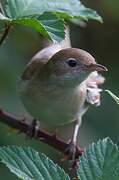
[19,79,88,125]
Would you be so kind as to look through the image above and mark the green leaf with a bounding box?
[5,0,102,22]
[77,138,119,180]
[0,0,102,43]
[35,13,65,43]
[0,12,65,43]
[70,18,86,27]
[0,146,70,180]
[105,90,119,105]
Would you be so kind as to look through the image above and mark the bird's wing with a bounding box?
[21,44,62,80]
[85,71,105,106]
[21,25,71,81]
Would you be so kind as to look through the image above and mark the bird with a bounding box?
[18,23,107,161]
[18,44,107,161]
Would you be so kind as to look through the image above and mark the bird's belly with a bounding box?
[19,80,88,125]
[21,94,78,125]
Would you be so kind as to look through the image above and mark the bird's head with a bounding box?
[42,48,107,86]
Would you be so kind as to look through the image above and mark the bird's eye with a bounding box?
[67,58,77,67]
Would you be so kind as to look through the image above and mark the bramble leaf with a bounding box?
[77,138,119,180]
[0,146,70,180]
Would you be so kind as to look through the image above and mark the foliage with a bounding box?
[106,90,119,105]
[0,146,70,180]
[77,138,119,180]
[0,138,119,180]
[0,0,102,42]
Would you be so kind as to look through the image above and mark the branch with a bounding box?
[0,24,12,46]
[0,2,12,46]
[0,109,83,159]
[0,1,5,16]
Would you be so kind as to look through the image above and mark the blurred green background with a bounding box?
[0,0,119,179]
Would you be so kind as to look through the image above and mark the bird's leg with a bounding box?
[72,117,82,144]
[65,117,82,163]
[27,119,39,139]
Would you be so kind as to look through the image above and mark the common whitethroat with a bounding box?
[18,39,107,161]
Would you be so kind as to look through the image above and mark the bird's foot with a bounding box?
[27,119,39,139]
[64,141,83,167]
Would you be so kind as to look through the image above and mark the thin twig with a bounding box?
[0,24,12,46]
[0,108,83,159]
[0,2,12,46]
[0,2,5,16]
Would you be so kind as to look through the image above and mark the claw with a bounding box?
[65,141,78,164]
[27,119,39,139]
[64,141,83,167]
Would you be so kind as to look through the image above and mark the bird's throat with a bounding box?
[47,71,91,88]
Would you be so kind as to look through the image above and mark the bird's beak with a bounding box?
[80,63,108,72]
